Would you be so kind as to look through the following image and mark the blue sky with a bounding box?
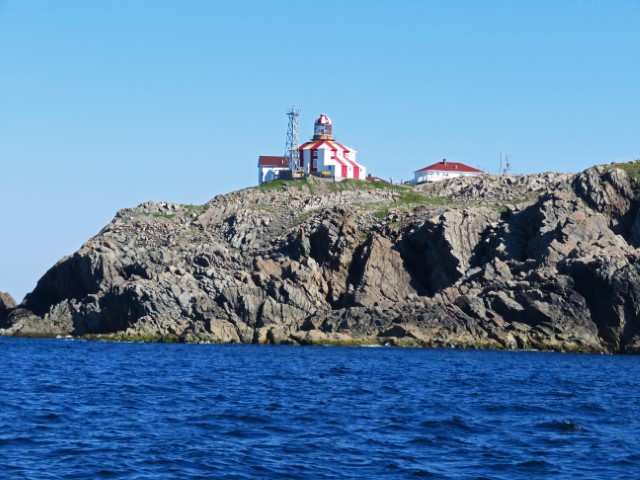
[1,0,639,301]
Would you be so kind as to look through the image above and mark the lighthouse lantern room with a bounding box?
[313,114,333,140]
[298,114,366,180]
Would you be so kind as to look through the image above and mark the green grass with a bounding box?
[144,203,209,220]
[373,191,449,219]
[397,191,448,206]
[610,160,640,182]
[290,210,316,228]
[368,180,406,191]
[258,178,314,193]
[334,179,406,191]
[182,203,207,215]
[258,176,410,195]
[494,204,510,215]
[488,193,542,214]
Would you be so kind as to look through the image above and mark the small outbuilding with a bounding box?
[413,159,483,184]
[258,156,289,185]
[365,174,390,184]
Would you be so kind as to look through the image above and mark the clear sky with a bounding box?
[1,0,639,301]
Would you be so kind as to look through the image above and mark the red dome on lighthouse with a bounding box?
[316,114,332,125]
[313,113,333,140]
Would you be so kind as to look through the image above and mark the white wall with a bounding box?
[317,145,365,179]
[300,143,365,180]
[414,170,481,184]
[259,167,288,185]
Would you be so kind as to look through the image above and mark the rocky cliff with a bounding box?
[3,164,640,353]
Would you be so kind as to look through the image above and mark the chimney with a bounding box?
[442,158,447,165]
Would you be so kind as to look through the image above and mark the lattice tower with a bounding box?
[285,107,301,172]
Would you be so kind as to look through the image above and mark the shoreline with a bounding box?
[0,331,616,355]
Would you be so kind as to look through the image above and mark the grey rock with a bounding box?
[4,165,640,352]
[0,292,17,324]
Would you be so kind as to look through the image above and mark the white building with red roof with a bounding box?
[258,155,289,185]
[413,159,484,184]
[297,114,366,180]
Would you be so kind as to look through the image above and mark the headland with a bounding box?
[3,162,640,353]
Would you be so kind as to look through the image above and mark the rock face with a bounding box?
[0,292,16,323]
[3,165,640,352]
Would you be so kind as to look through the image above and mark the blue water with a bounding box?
[1,339,639,479]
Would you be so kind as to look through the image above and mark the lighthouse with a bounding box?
[298,114,366,180]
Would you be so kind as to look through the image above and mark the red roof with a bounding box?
[315,113,332,125]
[258,156,289,168]
[414,160,483,174]
[366,174,390,184]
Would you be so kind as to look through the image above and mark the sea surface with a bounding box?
[0,338,639,479]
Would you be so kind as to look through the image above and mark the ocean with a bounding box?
[0,338,638,479]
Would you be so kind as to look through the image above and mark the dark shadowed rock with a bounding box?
[0,292,17,324]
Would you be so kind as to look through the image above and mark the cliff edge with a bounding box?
[3,163,640,352]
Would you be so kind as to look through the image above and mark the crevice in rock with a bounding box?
[562,261,624,350]
[122,262,150,280]
[95,288,146,333]
[397,222,459,296]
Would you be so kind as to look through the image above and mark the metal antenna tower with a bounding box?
[504,154,511,174]
[285,107,301,172]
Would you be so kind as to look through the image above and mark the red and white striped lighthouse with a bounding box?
[298,114,366,180]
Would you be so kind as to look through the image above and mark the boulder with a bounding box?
[0,292,17,323]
